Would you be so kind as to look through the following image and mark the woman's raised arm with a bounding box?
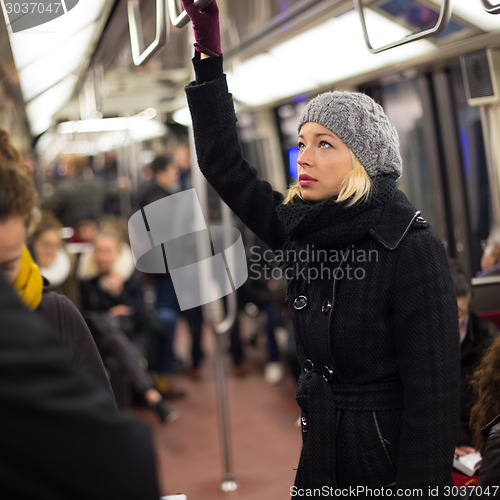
[182,0,288,251]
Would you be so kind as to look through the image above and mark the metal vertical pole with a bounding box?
[188,125,239,492]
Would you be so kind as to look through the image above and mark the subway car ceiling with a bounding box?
[2,0,500,142]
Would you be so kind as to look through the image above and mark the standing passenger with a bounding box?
[180,1,460,493]
[30,212,81,307]
[42,154,106,229]
[134,155,187,397]
[448,259,498,458]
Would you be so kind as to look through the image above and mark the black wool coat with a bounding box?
[36,283,114,398]
[186,59,460,495]
[0,273,160,500]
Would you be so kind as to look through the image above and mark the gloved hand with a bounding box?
[181,0,221,57]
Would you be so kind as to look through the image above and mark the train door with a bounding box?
[362,64,493,278]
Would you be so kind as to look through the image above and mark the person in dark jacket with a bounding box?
[180,1,460,495]
[77,223,176,422]
[134,154,179,210]
[470,334,500,497]
[449,260,498,458]
[134,155,181,390]
[0,270,161,500]
[0,129,113,398]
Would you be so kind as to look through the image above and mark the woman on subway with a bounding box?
[77,222,176,423]
[30,211,81,307]
[180,1,460,494]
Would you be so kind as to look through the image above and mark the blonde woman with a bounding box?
[181,0,460,494]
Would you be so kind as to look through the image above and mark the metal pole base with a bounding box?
[219,480,239,492]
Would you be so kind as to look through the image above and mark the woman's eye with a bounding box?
[319,141,332,148]
[298,142,305,150]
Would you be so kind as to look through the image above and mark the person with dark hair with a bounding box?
[448,259,499,460]
[469,334,500,496]
[0,271,160,500]
[134,154,190,395]
[134,154,179,209]
[180,1,460,494]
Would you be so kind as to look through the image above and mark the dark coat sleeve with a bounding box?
[0,275,160,500]
[458,314,499,447]
[115,271,149,332]
[79,273,149,334]
[36,290,115,400]
[185,73,288,252]
[393,226,460,488]
[79,277,94,312]
[475,418,500,498]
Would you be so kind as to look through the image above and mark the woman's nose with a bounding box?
[297,147,313,168]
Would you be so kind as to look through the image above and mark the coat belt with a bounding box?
[294,361,404,491]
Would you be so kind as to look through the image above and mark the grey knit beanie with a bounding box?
[298,91,402,179]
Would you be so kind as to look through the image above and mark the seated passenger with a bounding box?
[77,223,176,422]
[449,260,498,459]
[478,223,500,277]
[469,333,500,496]
[0,128,112,396]
[78,222,149,348]
[30,211,80,307]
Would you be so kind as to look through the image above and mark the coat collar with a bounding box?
[482,414,500,436]
[368,190,425,250]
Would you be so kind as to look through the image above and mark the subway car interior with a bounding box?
[1,0,500,498]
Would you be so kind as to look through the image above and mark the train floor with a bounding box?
[134,315,302,500]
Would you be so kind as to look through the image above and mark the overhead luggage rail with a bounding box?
[128,0,166,66]
[481,0,500,14]
[353,0,452,54]
[168,0,213,28]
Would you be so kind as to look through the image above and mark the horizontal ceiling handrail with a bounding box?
[353,0,452,54]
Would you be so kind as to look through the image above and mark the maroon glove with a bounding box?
[181,0,221,57]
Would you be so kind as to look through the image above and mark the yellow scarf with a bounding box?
[14,245,43,310]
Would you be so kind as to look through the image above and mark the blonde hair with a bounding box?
[283,151,372,206]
